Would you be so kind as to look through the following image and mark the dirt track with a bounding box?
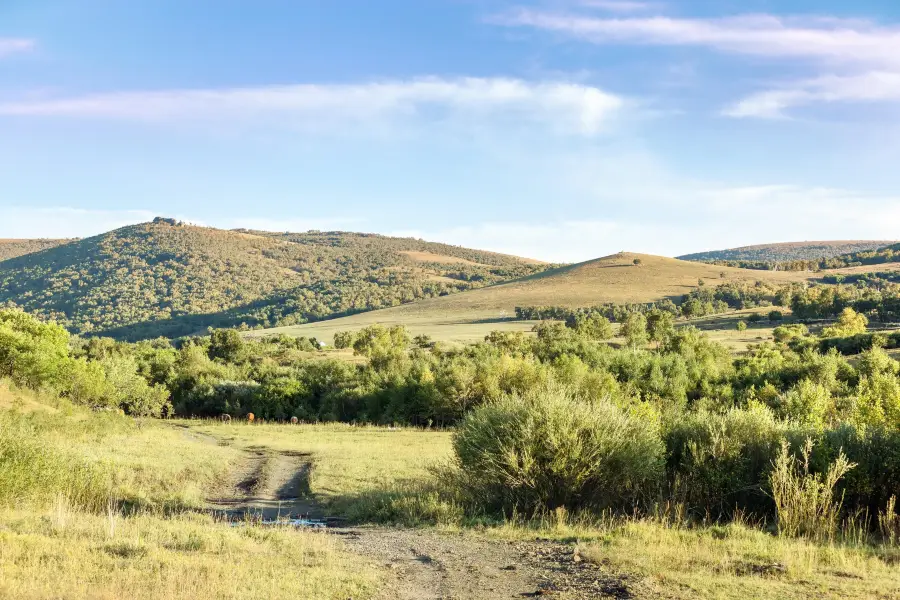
[199,431,638,600]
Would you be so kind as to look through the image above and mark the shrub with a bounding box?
[452,384,664,514]
[664,404,795,518]
[768,310,784,322]
[736,321,747,332]
[748,313,763,323]
[773,324,808,343]
[770,439,854,540]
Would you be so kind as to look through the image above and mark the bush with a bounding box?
[736,321,747,332]
[452,384,664,514]
[768,310,784,322]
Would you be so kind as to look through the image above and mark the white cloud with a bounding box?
[0,38,34,58]
[0,77,625,136]
[725,71,900,118]
[579,1,658,13]
[495,10,900,67]
[396,184,900,262]
[0,207,155,239]
[495,9,900,117]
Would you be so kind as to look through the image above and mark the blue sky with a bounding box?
[3,0,900,261]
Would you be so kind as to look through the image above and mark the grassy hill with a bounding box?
[0,238,72,261]
[0,220,549,340]
[252,252,825,344]
[679,240,894,263]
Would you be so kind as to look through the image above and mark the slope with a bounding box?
[252,252,824,344]
[0,220,549,340]
[679,240,894,263]
[0,239,73,261]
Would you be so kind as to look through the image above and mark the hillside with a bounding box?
[0,220,549,340]
[0,238,72,261]
[679,240,894,263]
[253,252,825,344]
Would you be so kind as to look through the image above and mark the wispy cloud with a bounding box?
[0,77,625,136]
[0,38,35,58]
[579,1,658,14]
[495,10,900,67]
[494,9,900,117]
[725,71,900,118]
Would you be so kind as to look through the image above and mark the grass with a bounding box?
[189,421,453,504]
[185,419,899,598]
[251,252,822,345]
[0,384,382,600]
[579,519,899,600]
[0,507,379,600]
[4,382,897,599]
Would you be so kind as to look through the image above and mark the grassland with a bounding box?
[0,384,380,600]
[253,252,898,347]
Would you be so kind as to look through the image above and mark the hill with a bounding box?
[0,238,73,261]
[678,240,894,263]
[0,220,549,340]
[253,252,825,344]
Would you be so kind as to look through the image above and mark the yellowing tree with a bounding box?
[821,307,868,338]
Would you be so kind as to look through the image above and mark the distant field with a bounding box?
[253,252,898,346]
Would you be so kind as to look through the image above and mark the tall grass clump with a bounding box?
[452,384,664,515]
[770,438,854,540]
[0,411,111,510]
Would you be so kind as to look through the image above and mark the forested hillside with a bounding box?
[679,240,893,264]
[0,219,549,340]
[0,238,72,261]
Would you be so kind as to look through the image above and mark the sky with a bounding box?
[3,0,900,262]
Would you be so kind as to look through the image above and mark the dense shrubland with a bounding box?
[0,221,550,340]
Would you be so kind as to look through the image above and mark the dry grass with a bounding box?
[0,391,383,600]
[579,520,899,600]
[0,507,379,600]
[254,252,871,346]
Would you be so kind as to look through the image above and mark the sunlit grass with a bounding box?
[0,506,379,600]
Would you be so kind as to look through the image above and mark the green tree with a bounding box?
[621,313,649,350]
[646,310,675,345]
[736,321,747,332]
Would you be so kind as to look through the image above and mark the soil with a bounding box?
[200,431,640,599]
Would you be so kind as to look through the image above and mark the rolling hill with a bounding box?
[678,240,894,263]
[0,219,550,340]
[0,238,73,261]
[251,252,829,344]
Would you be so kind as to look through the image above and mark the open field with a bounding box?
[255,252,900,346]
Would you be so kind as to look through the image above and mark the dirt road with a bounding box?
[199,432,637,599]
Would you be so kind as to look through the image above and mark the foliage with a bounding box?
[821,307,868,338]
[452,384,664,513]
[0,222,550,340]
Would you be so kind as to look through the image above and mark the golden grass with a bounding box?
[0,507,379,600]
[580,520,899,600]
[0,390,384,600]
[253,252,900,346]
